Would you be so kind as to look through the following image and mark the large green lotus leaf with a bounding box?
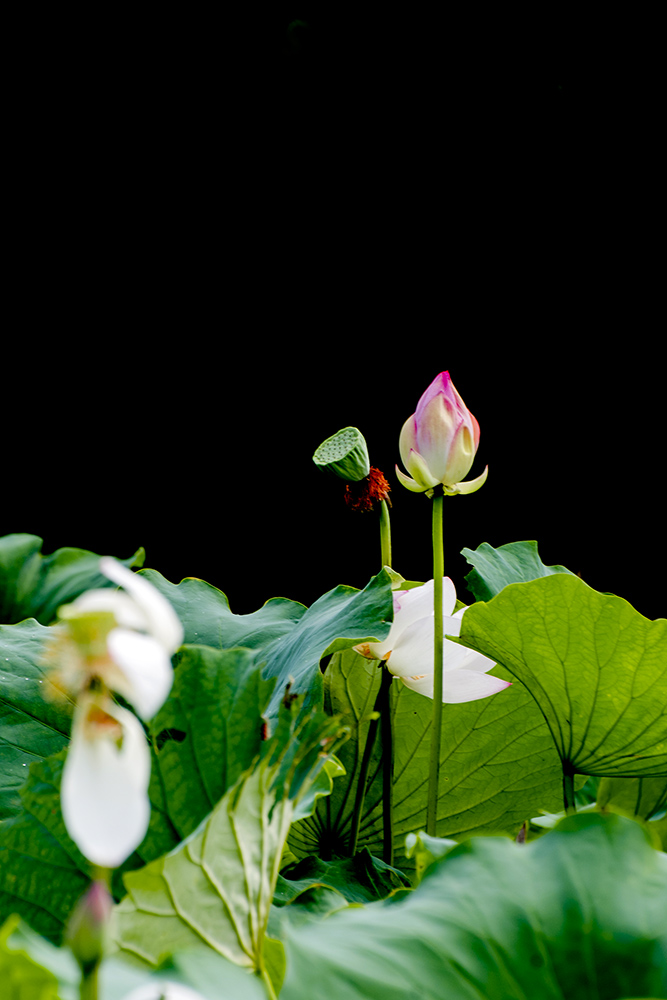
[149,645,275,841]
[162,949,270,1000]
[598,775,667,821]
[0,619,72,820]
[139,568,393,719]
[112,699,348,998]
[2,915,79,1000]
[281,813,667,1000]
[0,915,63,1000]
[259,570,392,718]
[0,753,92,943]
[0,533,144,626]
[461,539,574,603]
[275,849,410,907]
[288,648,566,875]
[137,569,308,649]
[454,573,667,776]
[596,775,667,851]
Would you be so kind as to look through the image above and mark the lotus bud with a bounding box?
[313,426,370,482]
[66,878,112,974]
[396,372,488,496]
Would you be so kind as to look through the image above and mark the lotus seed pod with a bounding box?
[313,426,371,481]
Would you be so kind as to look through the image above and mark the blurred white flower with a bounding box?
[61,691,151,867]
[354,578,511,703]
[54,557,183,719]
[48,559,184,868]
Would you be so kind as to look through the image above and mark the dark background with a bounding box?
[4,12,663,620]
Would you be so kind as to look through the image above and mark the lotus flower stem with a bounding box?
[349,664,387,856]
[379,662,394,864]
[426,490,445,836]
[379,498,392,568]
[79,964,99,1000]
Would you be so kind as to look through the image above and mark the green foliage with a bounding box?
[455,573,667,776]
[148,645,274,843]
[0,534,144,626]
[289,648,566,876]
[1,529,666,998]
[280,814,667,1000]
[140,567,394,719]
[275,849,410,907]
[0,619,72,820]
[0,753,91,943]
[0,915,65,1000]
[462,538,575,602]
[136,569,308,649]
[112,697,349,997]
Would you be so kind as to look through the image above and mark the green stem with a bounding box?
[426,490,445,837]
[79,963,99,1000]
[260,967,278,1000]
[563,764,577,815]
[349,665,384,856]
[379,498,392,568]
[378,663,394,865]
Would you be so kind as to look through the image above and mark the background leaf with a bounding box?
[0,915,64,1000]
[259,570,393,718]
[138,568,393,719]
[289,648,567,876]
[136,570,308,649]
[597,775,667,820]
[275,849,410,907]
[0,753,96,943]
[0,620,72,821]
[455,573,667,777]
[281,813,667,1000]
[0,533,144,626]
[462,539,574,603]
[112,698,348,995]
[149,645,274,842]
[0,646,277,941]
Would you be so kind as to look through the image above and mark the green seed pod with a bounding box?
[313,426,370,482]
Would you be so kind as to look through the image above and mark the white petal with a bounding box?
[395,465,429,492]
[106,628,174,719]
[399,673,436,698]
[69,589,149,631]
[353,640,392,661]
[442,669,511,703]
[62,699,151,868]
[449,609,496,672]
[100,558,184,653]
[450,466,489,495]
[393,578,457,631]
[386,612,462,679]
[404,449,441,489]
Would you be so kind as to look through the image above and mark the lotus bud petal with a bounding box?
[66,879,112,972]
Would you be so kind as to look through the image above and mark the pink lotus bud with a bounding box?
[66,879,112,972]
[396,372,488,495]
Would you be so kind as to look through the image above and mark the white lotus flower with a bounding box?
[61,692,151,867]
[354,578,511,703]
[57,557,183,719]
